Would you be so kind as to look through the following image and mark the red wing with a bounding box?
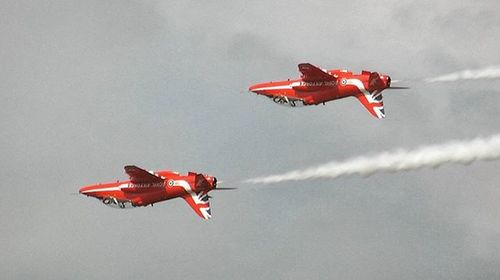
[182,190,212,220]
[124,165,164,184]
[298,63,336,82]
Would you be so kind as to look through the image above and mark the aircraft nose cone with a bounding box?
[79,185,94,195]
[248,84,258,93]
[249,84,264,94]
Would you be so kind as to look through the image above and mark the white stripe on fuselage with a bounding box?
[251,85,291,91]
[173,180,205,204]
[346,79,373,100]
[80,183,128,193]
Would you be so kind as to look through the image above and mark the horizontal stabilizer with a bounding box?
[195,173,211,191]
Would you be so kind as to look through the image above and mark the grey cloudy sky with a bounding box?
[1,0,500,279]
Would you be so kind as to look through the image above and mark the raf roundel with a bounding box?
[168,180,174,187]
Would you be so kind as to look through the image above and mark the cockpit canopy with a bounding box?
[102,197,135,209]
[269,95,306,107]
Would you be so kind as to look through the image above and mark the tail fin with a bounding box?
[355,91,385,119]
[182,190,212,220]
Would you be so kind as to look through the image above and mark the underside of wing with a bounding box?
[298,63,336,82]
[124,165,164,184]
[182,190,212,220]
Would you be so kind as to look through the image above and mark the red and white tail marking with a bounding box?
[182,190,211,220]
[347,79,385,119]
[173,180,212,220]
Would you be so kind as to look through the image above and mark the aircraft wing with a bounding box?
[182,190,212,220]
[124,165,164,184]
[298,63,336,82]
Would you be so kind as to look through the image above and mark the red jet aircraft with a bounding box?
[79,166,218,220]
[249,63,407,119]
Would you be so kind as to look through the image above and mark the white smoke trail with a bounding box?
[425,66,500,83]
[245,134,500,184]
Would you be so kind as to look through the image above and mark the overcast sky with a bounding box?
[1,0,500,279]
